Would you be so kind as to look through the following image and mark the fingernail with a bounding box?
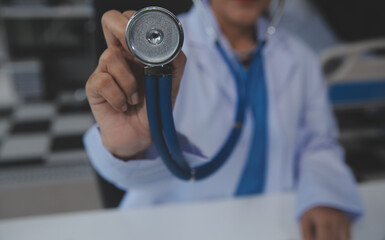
[130,92,139,105]
[121,104,128,112]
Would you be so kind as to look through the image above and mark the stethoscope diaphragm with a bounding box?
[125,7,184,66]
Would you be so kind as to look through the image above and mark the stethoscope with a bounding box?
[125,0,285,181]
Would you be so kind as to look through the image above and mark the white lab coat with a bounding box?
[84,6,363,220]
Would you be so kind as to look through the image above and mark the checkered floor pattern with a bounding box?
[0,93,95,184]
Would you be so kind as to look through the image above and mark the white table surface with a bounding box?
[1,180,384,240]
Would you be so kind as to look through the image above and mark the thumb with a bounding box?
[301,215,316,240]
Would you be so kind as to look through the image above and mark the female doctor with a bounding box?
[84,0,363,239]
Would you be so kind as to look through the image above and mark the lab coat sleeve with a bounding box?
[295,50,363,220]
[83,124,206,191]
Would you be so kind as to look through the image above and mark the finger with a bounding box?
[339,228,347,240]
[170,51,187,106]
[122,10,136,20]
[316,221,335,240]
[122,10,138,58]
[340,221,351,240]
[301,217,315,240]
[101,10,135,52]
[86,72,128,112]
[98,47,139,105]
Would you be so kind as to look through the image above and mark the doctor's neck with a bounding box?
[211,6,258,53]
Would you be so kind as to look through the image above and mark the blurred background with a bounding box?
[0,0,384,220]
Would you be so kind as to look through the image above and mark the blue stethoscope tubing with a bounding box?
[145,42,247,180]
[145,75,190,179]
[144,0,285,181]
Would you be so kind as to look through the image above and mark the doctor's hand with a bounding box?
[86,10,186,159]
[301,206,351,240]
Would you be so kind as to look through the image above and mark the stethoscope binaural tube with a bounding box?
[125,6,248,180]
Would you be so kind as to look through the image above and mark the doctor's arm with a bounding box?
[86,10,186,158]
[83,10,192,190]
[295,50,363,240]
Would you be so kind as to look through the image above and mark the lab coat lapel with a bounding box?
[183,6,238,105]
[265,35,299,102]
[264,36,300,191]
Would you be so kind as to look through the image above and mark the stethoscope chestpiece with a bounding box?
[125,6,184,67]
